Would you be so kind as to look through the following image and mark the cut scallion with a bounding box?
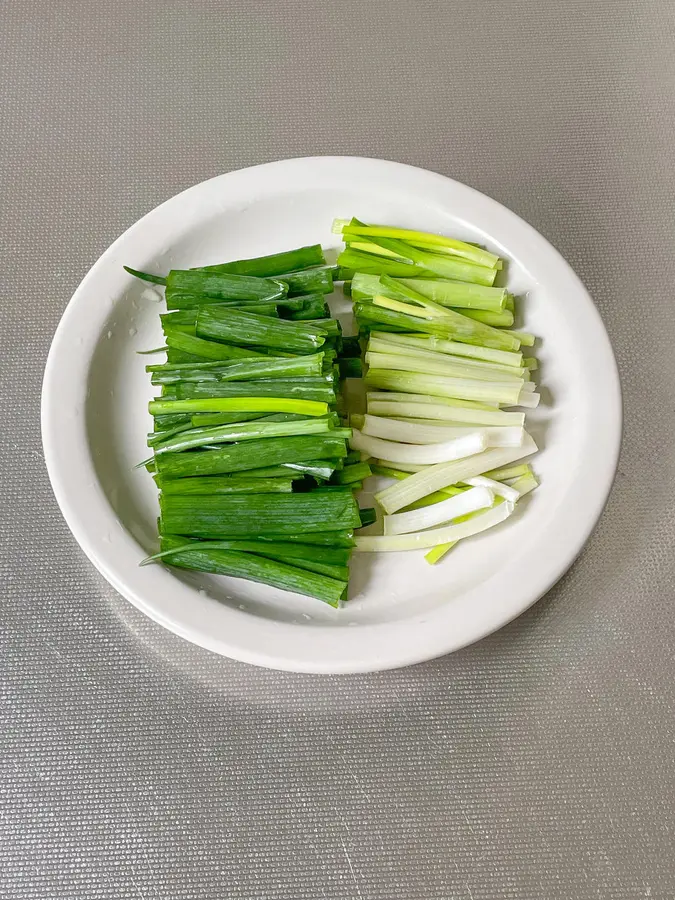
[355,500,514,552]
[157,536,345,606]
[374,433,538,514]
[155,433,348,478]
[159,492,361,538]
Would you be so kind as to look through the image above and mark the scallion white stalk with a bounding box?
[372,294,450,320]
[383,486,494,535]
[505,470,539,496]
[375,433,538,514]
[374,459,426,473]
[361,414,524,448]
[366,338,526,382]
[365,363,524,405]
[513,391,540,409]
[366,395,525,427]
[463,475,520,503]
[484,462,532,481]
[388,414,526,432]
[350,428,487,466]
[355,501,515,551]
[369,331,523,368]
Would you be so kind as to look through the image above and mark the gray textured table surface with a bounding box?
[2,1,675,898]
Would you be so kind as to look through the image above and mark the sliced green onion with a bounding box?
[463,475,520,503]
[165,270,287,306]
[153,413,193,429]
[155,433,348,478]
[361,415,524,448]
[311,318,342,337]
[354,302,519,352]
[331,461,372,484]
[156,536,345,607]
[164,328,266,361]
[379,275,458,317]
[375,433,538,514]
[366,391,498,413]
[484,462,533,481]
[346,240,404,260]
[422,498,507,564]
[366,391,525,426]
[256,531,355,548]
[159,492,361,538]
[279,267,334,296]
[147,421,195,447]
[172,378,336,405]
[163,299,280,320]
[458,308,514,327]
[155,475,297,494]
[512,391,540,409]
[366,339,525,381]
[366,343,524,383]
[350,428,487,466]
[153,417,334,454]
[364,367,523,405]
[352,273,507,312]
[285,295,330,320]
[333,220,500,268]
[144,537,349,567]
[504,329,536,347]
[372,294,448,321]
[337,247,428,278]
[231,461,336,480]
[347,233,498,285]
[196,306,326,353]
[383,486,494,536]
[424,543,455,565]
[188,411,269,428]
[373,459,427,473]
[193,244,326,278]
[506,470,539,496]
[149,353,324,385]
[368,331,523,367]
[149,397,328,417]
[355,501,514,551]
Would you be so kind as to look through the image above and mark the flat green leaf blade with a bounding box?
[158,536,345,607]
[196,305,326,353]
[193,244,326,278]
[159,492,361,537]
[155,433,348,478]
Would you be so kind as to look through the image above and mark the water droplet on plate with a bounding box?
[128,327,137,337]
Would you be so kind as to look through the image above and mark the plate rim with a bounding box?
[41,156,622,673]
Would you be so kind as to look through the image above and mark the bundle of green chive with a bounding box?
[126,244,372,607]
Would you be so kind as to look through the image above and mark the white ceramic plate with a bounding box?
[42,157,621,673]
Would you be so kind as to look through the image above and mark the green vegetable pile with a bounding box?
[126,245,368,607]
[334,218,540,562]
[128,219,541,607]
